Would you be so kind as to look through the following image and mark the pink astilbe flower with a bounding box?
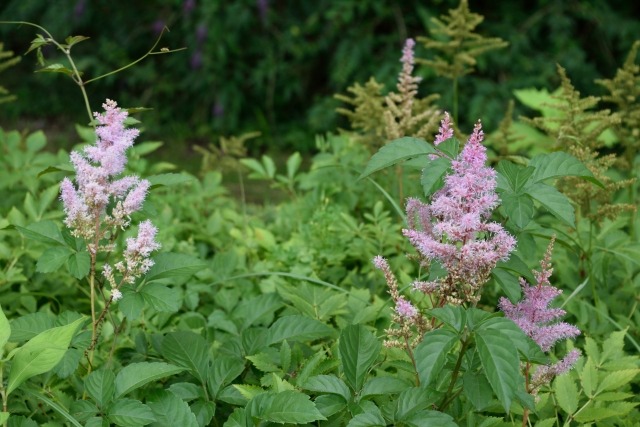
[114,220,161,284]
[396,297,418,319]
[403,118,515,304]
[434,112,453,146]
[499,237,580,391]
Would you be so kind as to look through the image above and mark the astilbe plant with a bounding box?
[500,236,580,425]
[374,113,515,352]
[60,99,160,364]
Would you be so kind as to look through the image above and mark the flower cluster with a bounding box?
[499,237,580,392]
[403,116,516,304]
[60,99,160,299]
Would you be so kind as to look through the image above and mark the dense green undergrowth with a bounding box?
[0,2,639,426]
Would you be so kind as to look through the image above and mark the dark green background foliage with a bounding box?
[1,0,639,152]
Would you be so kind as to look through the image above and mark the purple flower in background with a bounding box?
[190,51,203,69]
[403,117,515,304]
[500,237,581,387]
[196,24,208,44]
[257,0,269,23]
[213,100,224,118]
[183,0,196,14]
[152,19,166,36]
[73,0,86,20]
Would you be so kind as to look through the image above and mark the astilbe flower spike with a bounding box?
[403,115,516,304]
[499,236,580,393]
[60,99,160,299]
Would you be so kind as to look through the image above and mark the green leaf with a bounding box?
[501,192,534,229]
[249,391,326,423]
[526,183,575,227]
[463,370,493,410]
[347,410,385,427]
[478,317,546,364]
[232,293,283,330]
[415,329,458,387]
[420,157,450,197]
[314,394,346,417]
[360,377,411,398]
[26,34,49,55]
[70,400,99,422]
[119,287,145,320]
[0,305,11,351]
[147,173,194,189]
[14,220,65,245]
[7,317,85,396]
[491,268,521,303]
[65,35,90,47]
[402,410,458,427]
[573,404,623,423]
[359,137,437,179]
[67,250,91,279]
[145,253,207,282]
[36,63,75,77]
[36,246,73,273]
[475,329,522,412]
[107,398,155,426]
[191,399,216,426]
[496,252,536,286]
[85,369,115,408]
[303,375,350,402]
[395,387,440,421]
[554,373,578,415]
[161,331,210,384]
[139,283,181,312]
[339,324,381,392]
[435,137,460,159]
[114,362,184,398]
[596,369,640,392]
[148,390,199,427]
[528,151,600,187]
[9,312,54,342]
[246,353,279,373]
[208,356,245,398]
[580,358,598,398]
[267,315,335,345]
[429,305,466,332]
[497,162,536,192]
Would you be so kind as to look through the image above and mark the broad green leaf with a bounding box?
[145,253,207,282]
[85,369,115,408]
[429,305,466,332]
[70,400,99,422]
[573,404,623,423]
[52,347,83,378]
[476,329,522,412]
[114,362,185,398]
[249,391,326,423]
[36,246,73,273]
[267,315,335,345]
[347,410,385,427]
[554,373,578,415]
[246,353,279,373]
[478,317,546,364]
[339,324,381,392]
[232,293,283,330]
[359,137,437,179]
[497,162,536,193]
[14,220,65,245]
[67,250,91,279]
[435,137,460,159]
[528,152,600,186]
[303,375,350,402]
[280,340,291,374]
[501,192,534,229]
[190,400,216,427]
[147,173,194,189]
[65,35,90,47]
[526,183,575,227]
[402,410,458,427]
[463,370,493,410]
[415,329,458,387]
[161,331,210,384]
[594,392,635,402]
[491,268,521,303]
[139,283,181,312]
[107,398,155,426]
[148,390,198,427]
[420,157,450,197]
[168,382,203,401]
[208,356,245,397]
[601,329,626,362]
[395,387,440,421]
[496,252,536,285]
[223,408,246,427]
[9,312,54,342]
[360,377,412,398]
[36,63,75,77]
[7,317,85,395]
[130,141,163,156]
[0,304,11,351]
[119,287,145,320]
[314,394,346,417]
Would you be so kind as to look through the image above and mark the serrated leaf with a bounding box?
[119,287,144,320]
[415,329,458,387]
[246,352,279,373]
[497,161,536,192]
[420,157,450,197]
[254,391,326,423]
[491,268,521,303]
[161,331,210,384]
[267,315,334,345]
[463,370,493,410]
[594,391,635,402]
[108,398,155,426]
[501,192,534,229]
[360,137,437,179]
[139,283,181,312]
[529,152,600,187]
[0,305,11,351]
[435,137,460,159]
[65,35,90,47]
[232,292,283,330]
[37,246,73,273]
[145,253,207,282]
[208,356,245,398]
[67,250,90,279]
[7,317,85,395]
[339,324,381,392]
[580,358,598,398]
[360,377,411,398]
[36,63,76,76]
[395,387,440,421]
[573,404,621,423]
[429,305,466,332]
[476,329,522,412]
[148,390,198,427]
[303,375,350,402]
[526,183,575,227]
[85,369,115,408]
[347,410,385,427]
[596,369,640,392]
[114,362,184,398]
[314,394,346,417]
[554,373,578,415]
[9,312,54,342]
[402,410,458,427]
[14,220,65,245]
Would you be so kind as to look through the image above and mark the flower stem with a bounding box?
[439,337,469,410]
